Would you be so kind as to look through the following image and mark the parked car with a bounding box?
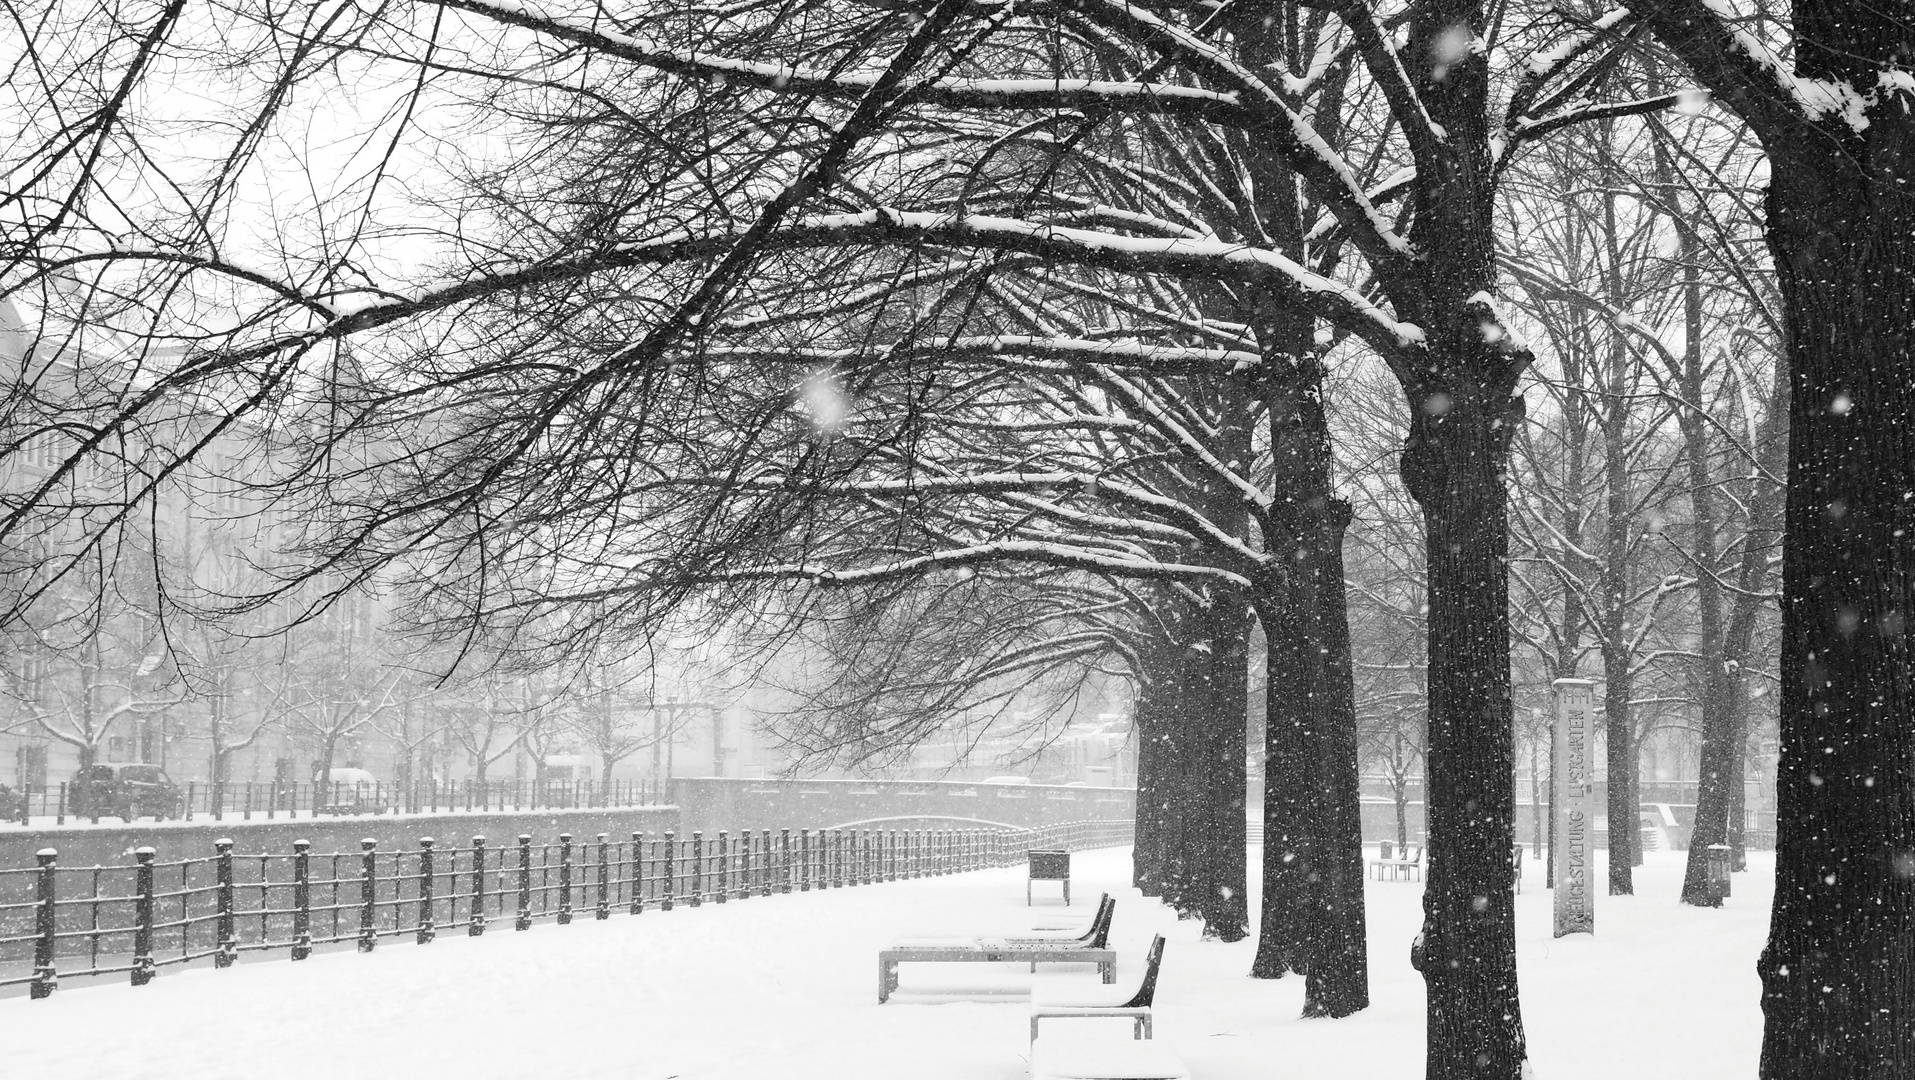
[69,763,184,822]
[315,767,387,815]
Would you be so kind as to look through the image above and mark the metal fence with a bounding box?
[0,818,1134,999]
[5,777,668,826]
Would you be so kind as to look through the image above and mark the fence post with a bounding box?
[715,831,729,904]
[417,837,437,944]
[215,838,236,968]
[662,831,676,912]
[690,831,704,907]
[55,783,65,826]
[557,833,574,925]
[515,835,533,930]
[31,849,57,998]
[292,839,313,961]
[779,829,792,894]
[738,829,752,899]
[359,839,378,952]
[596,833,610,920]
[470,836,487,937]
[761,830,774,897]
[184,781,194,822]
[630,832,645,914]
[131,847,158,986]
[797,830,809,892]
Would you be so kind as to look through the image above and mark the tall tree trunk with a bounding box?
[1755,107,1915,1072]
[1401,391,1526,1079]
[1248,355,1368,1013]
[1254,601,1313,976]
[1625,8,1915,1069]
[1130,592,1248,942]
[1598,182,1640,892]
[1393,0,1531,1062]
[1133,686,1167,897]
[1726,735,1748,872]
[1179,589,1251,941]
[1680,348,1785,905]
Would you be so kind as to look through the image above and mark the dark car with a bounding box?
[70,763,184,822]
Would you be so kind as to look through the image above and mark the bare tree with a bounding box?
[3,1,1808,1071]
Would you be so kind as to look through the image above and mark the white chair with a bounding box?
[1031,934,1165,1042]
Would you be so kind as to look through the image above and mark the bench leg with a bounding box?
[1032,1015,1042,1043]
[1101,959,1115,984]
[879,957,896,1003]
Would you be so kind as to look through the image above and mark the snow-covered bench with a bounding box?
[1030,933,1165,1041]
[878,943,1116,1002]
[878,899,1118,1003]
[1030,1032,1192,1080]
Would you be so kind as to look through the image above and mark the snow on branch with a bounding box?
[1619,0,1845,140]
[624,540,1255,593]
[436,0,1259,125]
[781,209,1424,349]
[1324,1,1448,153]
[1066,0,1415,264]
[1508,92,1689,148]
[699,336,1260,375]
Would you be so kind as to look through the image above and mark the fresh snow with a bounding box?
[2,845,1768,1079]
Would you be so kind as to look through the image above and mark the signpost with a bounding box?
[1552,678,1595,937]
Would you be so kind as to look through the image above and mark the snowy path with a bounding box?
[1,846,1768,1079]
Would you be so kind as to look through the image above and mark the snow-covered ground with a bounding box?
[1,845,1768,1079]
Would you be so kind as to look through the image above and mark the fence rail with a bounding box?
[5,778,668,827]
[0,818,1133,999]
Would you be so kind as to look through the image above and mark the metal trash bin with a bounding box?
[1705,843,1733,905]
[1028,849,1071,905]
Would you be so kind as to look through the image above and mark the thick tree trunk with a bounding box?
[1400,383,1526,1079]
[1129,595,1248,941]
[1755,121,1915,1073]
[1133,690,1167,896]
[1183,591,1251,940]
[1246,361,1369,1012]
[1300,508,1368,1017]
[1254,627,1312,977]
